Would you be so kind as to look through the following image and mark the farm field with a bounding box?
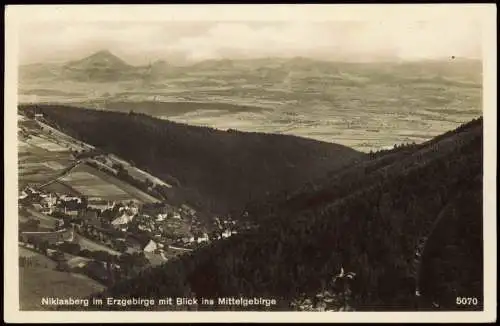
[18,130,75,186]
[18,114,161,206]
[66,163,160,203]
[26,135,69,152]
[42,181,82,196]
[60,170,130,199]
[19,266,106,310]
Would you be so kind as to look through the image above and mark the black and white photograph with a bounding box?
[4,4,496,323]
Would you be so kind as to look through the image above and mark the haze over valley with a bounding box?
[18,50,482,152]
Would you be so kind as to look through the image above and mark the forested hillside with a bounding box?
[70,117,482,311]
[19,104,364,216]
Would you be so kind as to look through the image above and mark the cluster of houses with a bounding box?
[19,183,241,260]
[19,186,62,215]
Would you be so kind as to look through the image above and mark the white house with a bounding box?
[59,195,82,203]
[27,187,40,195]
[143,239,158,253]
[19,191,28,200]
[197,233,209,244]
[41,193,57,208]
[156,214,167,222]
[111,212,134,226]
[182,236,195,244]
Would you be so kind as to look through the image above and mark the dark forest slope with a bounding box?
[19,104,364,215]
[75,117,483,311]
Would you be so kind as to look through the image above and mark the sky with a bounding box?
[17,19,483,66]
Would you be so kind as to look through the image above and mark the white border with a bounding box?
[4,4,497,323]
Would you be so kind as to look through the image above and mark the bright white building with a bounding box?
[143,239,158,252]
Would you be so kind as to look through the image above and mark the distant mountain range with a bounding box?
[19,50,483,84]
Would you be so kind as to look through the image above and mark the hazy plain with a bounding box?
[18,58,482,152]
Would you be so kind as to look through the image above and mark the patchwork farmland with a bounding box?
[18,114,159,204]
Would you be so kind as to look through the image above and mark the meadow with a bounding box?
[19,266,105,310]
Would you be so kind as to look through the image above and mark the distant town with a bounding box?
[18,111,239,289]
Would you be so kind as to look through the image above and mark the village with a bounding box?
[18,183,240,286]
[18,112,239,289]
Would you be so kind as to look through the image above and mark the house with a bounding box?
[57,197,81,216]
[83,210,100,227]
[172,211,182,220]
[129,204,140,216]
[118,202,140,216]
[142,240,158,252]
[182,236,195,244]
[181,204,196,216]
[26,186,40,195]
[156,213,167,222]
[41,193,57,208]
[88,198,114,211]
[196,233,209,244]
[58,195,82,203]
[19,191,28,200]
[143,239,158,253]
[222,229,232,239]
[111,212,134,227]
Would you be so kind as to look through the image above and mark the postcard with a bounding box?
[4,4,497,323]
